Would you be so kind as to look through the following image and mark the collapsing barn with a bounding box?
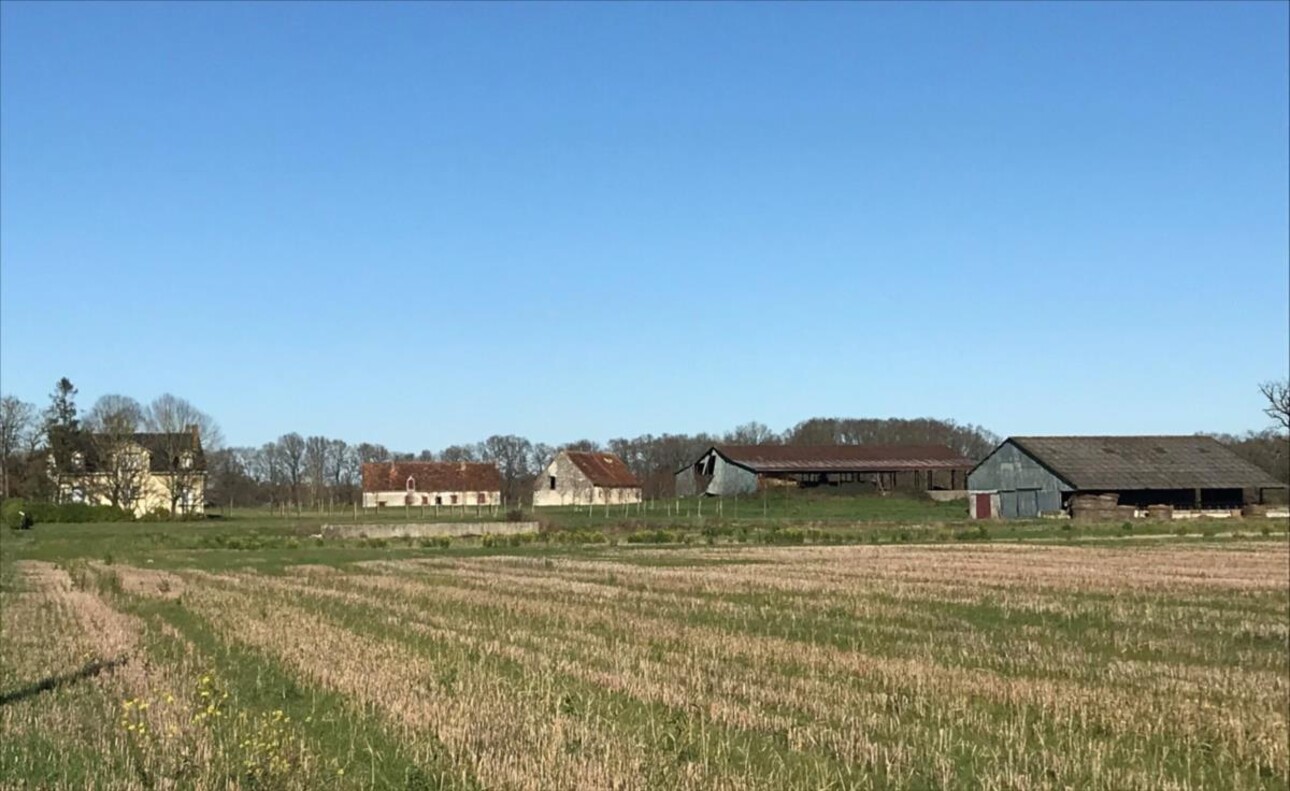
[675,445,974,497]
[967,436,1287,519]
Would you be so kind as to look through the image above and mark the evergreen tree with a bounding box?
[43,377,81,466]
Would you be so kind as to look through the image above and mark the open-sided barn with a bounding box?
[675,444,974,497]
[968,435,1286,519]
[533,450,642,507]
[362,461,502,509]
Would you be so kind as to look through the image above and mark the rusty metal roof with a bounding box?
[362,461,502,493]
[1006,436,1285,491]
[565,451,640,488]
[712,445,974,474]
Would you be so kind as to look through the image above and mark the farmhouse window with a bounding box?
[477,493,485,504]
[450,494,458,505]
[549,476,557,490]
[434,496,442,506]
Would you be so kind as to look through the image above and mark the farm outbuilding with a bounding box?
[967,436,1287,519]
[675,445,974,497]
[533,450,642,507]
[362,461,502,509]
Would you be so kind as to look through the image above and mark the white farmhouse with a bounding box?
[533,450,642,507]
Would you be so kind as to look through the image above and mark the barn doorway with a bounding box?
[975,493,992,519]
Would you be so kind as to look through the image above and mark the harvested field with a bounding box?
[1,541,1287,789]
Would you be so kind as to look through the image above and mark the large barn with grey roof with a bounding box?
[967,435,1286,519]
[675,444,974,497]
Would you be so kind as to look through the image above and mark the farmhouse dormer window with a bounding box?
[70,452,85,470]
[406,476,415,491]
[179,452,194,470]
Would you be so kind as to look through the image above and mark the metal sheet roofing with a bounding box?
[713,444,974,474]
[362,461,502,493]
[565,451,640,488]
[1007,436,1285,491]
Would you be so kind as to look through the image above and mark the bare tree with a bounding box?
[355,443,391,464]
[0,396,37,499]
[328,439,355,505]
[1260,380,1290,432]
[85,395,144,435]
[144,394,222,516]
[276,433,307,508]
[529,443,555,474]
[85,394,149,512]
[724,421,779,445]
[205,447,260,510]
[252,442,285,506]
[479,434,534,505]
[439,444,477,463]
[304,435,331,509]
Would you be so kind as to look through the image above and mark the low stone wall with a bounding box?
[927,490,969,502]
[321,522,539,540]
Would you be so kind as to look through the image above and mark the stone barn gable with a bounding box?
[533,451,642,507]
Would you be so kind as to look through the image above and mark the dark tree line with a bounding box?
[204,418,1002,507]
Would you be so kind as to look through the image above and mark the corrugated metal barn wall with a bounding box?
[968,442,1070,518]
[710,456,758,496]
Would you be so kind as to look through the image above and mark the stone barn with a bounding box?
[675,445,974,497]
[362,461,502,509]
[967,435,1286,519]
[533,450,642,507]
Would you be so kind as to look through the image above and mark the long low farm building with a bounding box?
[362,461,502,508]
[675,444,974,497]
[967,435,1287,519]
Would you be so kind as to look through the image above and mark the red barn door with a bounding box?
[975,493,992,519]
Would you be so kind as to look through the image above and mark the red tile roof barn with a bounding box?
[362,462,502,493]
[713,445,973,473]
[565,451,640,488]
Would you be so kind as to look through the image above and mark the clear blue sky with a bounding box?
[2,2,1287,450]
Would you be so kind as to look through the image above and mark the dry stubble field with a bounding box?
[1,540,1287,790]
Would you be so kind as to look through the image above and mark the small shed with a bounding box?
[533,451,642,507]
[675,445,974,497]
[362,462,502,508]
[968,435,1286,519]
